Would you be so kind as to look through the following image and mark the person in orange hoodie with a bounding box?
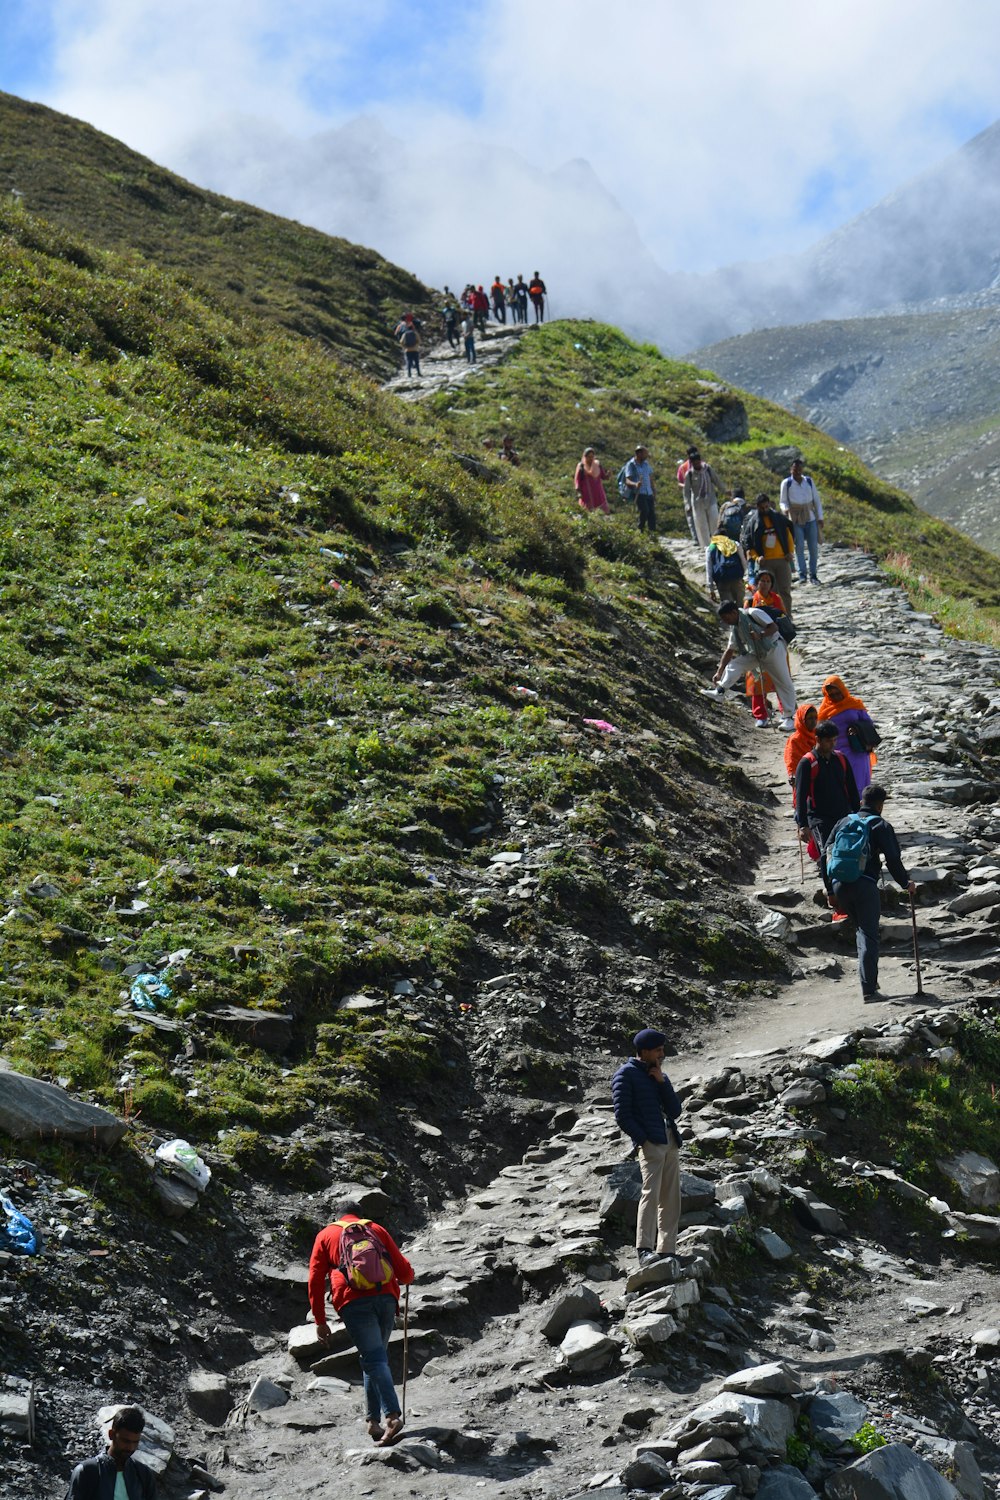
[309,1202,415,1446]
[784,703,818,788]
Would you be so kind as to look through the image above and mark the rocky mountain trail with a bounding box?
[143,544,1000,1500]
[383,323,525,402]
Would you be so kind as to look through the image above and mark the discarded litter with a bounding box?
[155,1139,211,1192]
[130,971,173,1011]
[0,1193,39,1256]
[583,718,619,734]
[514,686,539,698]
[320,548,346,560]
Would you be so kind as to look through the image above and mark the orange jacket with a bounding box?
[308,1215,414,1322]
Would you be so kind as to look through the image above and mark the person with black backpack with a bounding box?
[827,783,916,1001]
[309,1200,415,1446]
[396,314,422,378]
[794,722,861,901]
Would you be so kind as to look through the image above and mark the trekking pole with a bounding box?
[797,831,805,886]
[910,891,924,997]
[401,1283,410,1422]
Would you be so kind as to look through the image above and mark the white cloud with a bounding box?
[27,0,1000,284]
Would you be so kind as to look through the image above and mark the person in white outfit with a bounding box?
[704,601,796,731]
[682,450,722,549]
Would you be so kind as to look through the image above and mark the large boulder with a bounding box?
[0,1070,126,1148]
[722,1362,801,1398]
[95,1407,174,1475]
[559,1320,619,1373]
[757,1465,818,1499]
[686,1392,795,1455]
[937,1151,1000,1209]
[185,1371,233,1425]
[807,1391,868,1444]
[539,1284,603,1344]
[825,1441,961,1499]
[200,1005,293,1054]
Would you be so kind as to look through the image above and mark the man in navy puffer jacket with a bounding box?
[611,1028,683,1265]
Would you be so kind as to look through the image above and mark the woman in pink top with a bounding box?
[574,447,610,513]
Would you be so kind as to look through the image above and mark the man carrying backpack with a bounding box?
[706,600,797,731]
[794,721,860,897]
[397,314,422,378]
[705,530,747,604]
[828,784,916,1001]
[309,1201,415,1446]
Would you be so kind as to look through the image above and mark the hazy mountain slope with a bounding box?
[175,112,677,345]
[0,90,432,376]
[695,293,1000,554]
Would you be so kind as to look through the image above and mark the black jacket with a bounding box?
[611,1057,682,1149]
[66,1453,157,1500]
[794,750,860,828]
[829,812,909,888]
[741,508,793,559]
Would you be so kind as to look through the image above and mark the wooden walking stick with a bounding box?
[797,830,806,886]
[401,1282,410,1422]
[910,891,924,997]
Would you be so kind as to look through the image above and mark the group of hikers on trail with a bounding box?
[394,275,549,377]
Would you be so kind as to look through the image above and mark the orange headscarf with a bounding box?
[784,704,817,778]
[817,675,868,720]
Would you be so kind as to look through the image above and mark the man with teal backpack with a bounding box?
[827,783,916,1002]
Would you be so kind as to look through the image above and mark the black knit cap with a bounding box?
[633,1028,667,1052]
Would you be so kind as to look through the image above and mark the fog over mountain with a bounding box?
[174,115,674,338]
[175,113,1000,352]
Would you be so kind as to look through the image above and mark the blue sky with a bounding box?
[2,0,1000,276]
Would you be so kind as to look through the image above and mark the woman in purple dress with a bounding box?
[817,675,878,790]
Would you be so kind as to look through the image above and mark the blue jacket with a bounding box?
[611,1057,682,1149]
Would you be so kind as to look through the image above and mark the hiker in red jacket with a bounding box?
[309,1202,415,1446]
[472,285,490,333]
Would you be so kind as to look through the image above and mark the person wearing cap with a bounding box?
[706,600,797,732]
[794,721,861,897]
[611,1029,683,1265]
[623,446,657,533]
[829,785,916,1001]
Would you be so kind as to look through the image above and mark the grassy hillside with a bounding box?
[0,90,432,376]
[431,321,1000,642]
[0,200,785,1210]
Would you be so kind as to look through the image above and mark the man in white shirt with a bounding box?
[779,457,824,584]
[703,602,797,731]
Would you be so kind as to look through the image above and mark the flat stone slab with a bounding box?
[0,1070,126,1148]
[200,1005,293,1053]
[826,1440,962,1499]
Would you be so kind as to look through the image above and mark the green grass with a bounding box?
[829,1014,1000,1193]
[0,200,779,1199]
[433,321,1000,642]
[0,89,432,377]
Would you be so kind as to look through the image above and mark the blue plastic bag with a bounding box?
[0,1193,39,1256]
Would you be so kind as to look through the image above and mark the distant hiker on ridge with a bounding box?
[827,783,916,1002]
[462,312,476,364]
[514,275,530,323]
[682,449,722,550]
[441,297,460,351]
[472,285,490,333]
[528,271,547,323]
[309,1201,415,1447]
[612,1028,683,1266]
[779,457,824,585]
[505,277,521,323]
[66,1406,156,1500]
[575,446,610,512]
[491,275,507,323]
[623,445,656,532]
[396,313,421,378]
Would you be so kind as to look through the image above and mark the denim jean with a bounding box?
[338,1294,400,1423]
[833,876,882,995]
[405,352,420,377]
[636,493,656,532]
[793,518,819,580]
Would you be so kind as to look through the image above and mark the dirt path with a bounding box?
[217,536,1000,1497]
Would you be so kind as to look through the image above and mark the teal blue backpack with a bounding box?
[826,813,877,884]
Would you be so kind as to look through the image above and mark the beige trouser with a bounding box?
[636,1138,681,1253]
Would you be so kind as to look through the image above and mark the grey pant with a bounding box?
[636,1138,681,1253]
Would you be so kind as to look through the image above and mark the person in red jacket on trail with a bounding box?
[308,1202,415,1446]
[472,285,490,333]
